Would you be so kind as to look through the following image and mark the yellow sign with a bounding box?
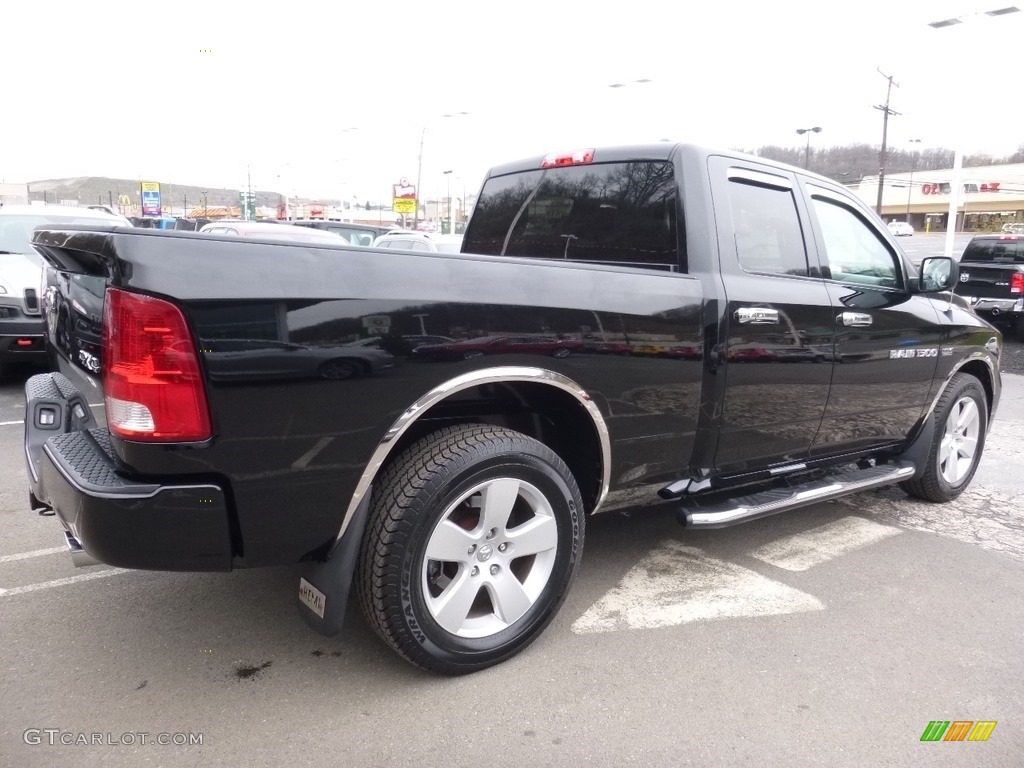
[393,198,416,214]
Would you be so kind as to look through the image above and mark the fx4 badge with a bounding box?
[889,348,938,359]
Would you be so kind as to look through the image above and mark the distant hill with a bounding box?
[26,177,317,210]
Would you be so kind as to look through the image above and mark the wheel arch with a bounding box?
[331,366,611,552]
[899,353,998,479]
[932,354,998,425]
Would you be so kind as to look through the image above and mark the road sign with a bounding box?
[393,179,416,215]
[240,191,256,221]
[140,181,161,217]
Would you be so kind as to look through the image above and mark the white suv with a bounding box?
[371,232,464,253]
[0,204,131,371]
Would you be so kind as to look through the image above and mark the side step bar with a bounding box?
[679,461,916,529]
[64,530,100,568]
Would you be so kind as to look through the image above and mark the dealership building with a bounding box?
[854,162,1024,233]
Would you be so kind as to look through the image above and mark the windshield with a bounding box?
[0,213,126,261]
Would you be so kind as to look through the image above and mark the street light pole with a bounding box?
[413,112,469,232]
[927,6,1020,255]
[905,138,922,222]
[414,126,426,231]
[795,126,822,170]
[443,170,453,234]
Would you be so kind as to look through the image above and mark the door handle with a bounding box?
[734,307,779,325]
[839,312,872,327]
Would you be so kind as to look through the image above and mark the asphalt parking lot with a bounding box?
[1,355,1022,767]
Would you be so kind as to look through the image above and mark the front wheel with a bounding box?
[356,424,585,674]
[901,373,987,502]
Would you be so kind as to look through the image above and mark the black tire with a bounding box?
[356,423,585,675]
[1014,316,1024,343]
[901,373,987,502]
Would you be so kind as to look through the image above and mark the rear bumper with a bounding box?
[0,317,47,362]
[24,373,233,571]
[965,296,1023,319]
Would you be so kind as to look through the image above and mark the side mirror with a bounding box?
[918,256,958,293]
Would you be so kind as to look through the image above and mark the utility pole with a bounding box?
[874,68,901,217]
[247,164,253,221]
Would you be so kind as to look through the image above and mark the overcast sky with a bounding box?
[2,0,1021,204]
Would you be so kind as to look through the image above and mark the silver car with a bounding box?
[0,204,131,371]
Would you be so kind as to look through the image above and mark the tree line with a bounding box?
[746,143,1024,183]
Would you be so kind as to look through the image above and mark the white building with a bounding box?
[854,163,1024,232]
[0,182,29,206]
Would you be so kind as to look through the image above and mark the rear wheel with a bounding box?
[356,424,584,674]
[901,373,987,502]
[317,359,359,380]
[1014,315,1024,342]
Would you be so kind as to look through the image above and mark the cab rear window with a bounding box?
[961,238,1024,263]
[462,161,681,271]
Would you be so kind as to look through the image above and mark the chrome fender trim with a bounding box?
[331,366,612,551]
[923,351,999,429]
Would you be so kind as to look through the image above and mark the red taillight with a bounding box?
[1011,273,1024,295]
[16,338,34,347]
[541,149,595,168]
[102,288,211,442]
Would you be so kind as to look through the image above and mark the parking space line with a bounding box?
[0,547,66,564]
[749,516,901,572]
[0,568,129,597]
[571,540,822,634]
[0,420,23,427]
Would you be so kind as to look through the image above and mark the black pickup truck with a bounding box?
[23,144,1002,674]
[958,233,1024,339]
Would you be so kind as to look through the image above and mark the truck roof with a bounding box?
[482,142,833,183]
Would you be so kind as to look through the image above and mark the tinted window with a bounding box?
[463,161,679,270]
[727,179,808,276]
[961,238,1024,263]
[811,197,902,289]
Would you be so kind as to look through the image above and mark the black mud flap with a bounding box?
[296,488,373,637]
[896,413,936,481]
[24,372,98,509]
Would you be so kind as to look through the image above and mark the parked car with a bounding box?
[372,232,464,253]
[289,220,392,247]
[0,204,130,372]
[1000,223,1024,235]
[411,334,584,361]
[199,220,349,244]
[203,338,395,382]
[886,220,914,237]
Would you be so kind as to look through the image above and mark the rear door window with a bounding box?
[463,161,680,271]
